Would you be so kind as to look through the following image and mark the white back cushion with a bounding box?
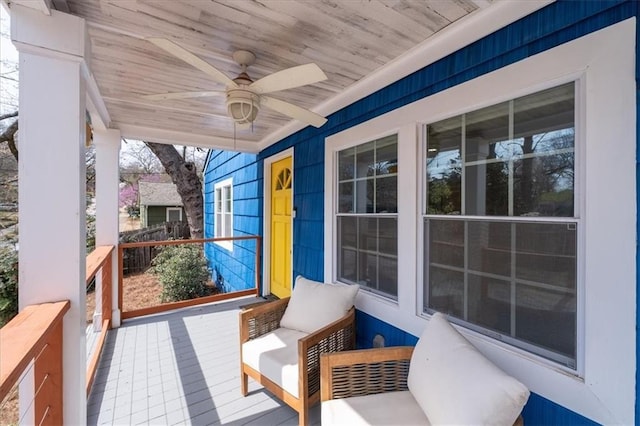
[280,276,358,333]
[407,313,530,425]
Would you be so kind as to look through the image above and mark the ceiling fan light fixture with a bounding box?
[226,89,260,124]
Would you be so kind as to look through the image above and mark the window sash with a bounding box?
[422,82,578,369]
[335,135,399,299]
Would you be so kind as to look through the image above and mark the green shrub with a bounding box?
[0,247,18,328]
[151,244,211,302]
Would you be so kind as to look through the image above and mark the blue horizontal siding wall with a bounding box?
[203,150,262,293]
[205,1,638,423]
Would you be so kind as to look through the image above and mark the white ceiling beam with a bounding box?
[116,123,260,153]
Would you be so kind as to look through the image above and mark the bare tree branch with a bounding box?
[0,111,18,121]
[0,119,18,162]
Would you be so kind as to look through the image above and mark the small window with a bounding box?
[166,207,182,222]
[214,178,233,250]
[423,82,577,368]
[336,135,398,299]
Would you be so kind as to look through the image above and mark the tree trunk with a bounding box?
[144,142,204,239]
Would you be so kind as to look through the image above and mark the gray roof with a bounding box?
[138,182,183,206]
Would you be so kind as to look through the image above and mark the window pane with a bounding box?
[376,176,397,213]
[358,217,378,253]
[467,273,511,335]
[514,83,574,144]
[359,252,378,289]
[516,284,576,364]
[515,222,576,289]
[339,147,355,180]
[427,219,463,268]
[224,186,232,213]
[379,256,398,296]
[513,147,574,217]
[378,218,397,257]
[338,216,357,283]
[465,102,509,163]
[467,221,511,277]
[356,141,376,178]
[216,189,222,213]
[427,116,461,214]
[338,182,354,213]
[216,213,222,236]
[224,213,232,237]
[428,266,464,318]
[375,136,398,176]
[465,162,509,216]
[168,209,181,222]
[355,178,374,213]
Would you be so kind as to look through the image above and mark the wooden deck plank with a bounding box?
[87,296,319,425]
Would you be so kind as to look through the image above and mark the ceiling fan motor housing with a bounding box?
[226,88,260,124]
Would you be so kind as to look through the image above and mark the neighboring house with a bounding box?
[138,181,186,228]
[204,3,638,425]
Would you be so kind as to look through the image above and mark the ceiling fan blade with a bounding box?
[261,96,327,128]
[147,38,238,88]
[250,63,327,94]
[142,91,225,101]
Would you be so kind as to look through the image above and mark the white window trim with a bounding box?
[324,19,635,425]
[214,177,233,251]
[165,207,182,222]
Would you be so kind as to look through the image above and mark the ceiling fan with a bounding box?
[143,38,328,128]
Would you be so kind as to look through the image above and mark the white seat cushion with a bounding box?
[407,312,529,425]
[242,327,308,398]
[280,276,358,334]
[321,391,430,426]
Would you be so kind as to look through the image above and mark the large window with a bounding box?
[215,178,233,250]
[336,135,398,298]
[423,83,577,368]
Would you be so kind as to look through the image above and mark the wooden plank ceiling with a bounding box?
[64,0,492,151]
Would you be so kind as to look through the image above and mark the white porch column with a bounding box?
[93,128,122,328]
[12,6,89,424]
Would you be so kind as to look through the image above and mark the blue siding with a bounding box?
[204,1,638,423]
[203,150,262,293]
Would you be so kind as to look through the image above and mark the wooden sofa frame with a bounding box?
[240,297,355,426]
[321,347,524,426]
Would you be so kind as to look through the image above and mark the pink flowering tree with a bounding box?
[119,183,139,214]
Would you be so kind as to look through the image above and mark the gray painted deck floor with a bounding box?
[87,297,321,425]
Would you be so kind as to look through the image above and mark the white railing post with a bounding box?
[94,129,122,327]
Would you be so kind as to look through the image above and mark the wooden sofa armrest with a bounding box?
[298,307,356,399]
[239,297,290,344]
[320,346,414,401]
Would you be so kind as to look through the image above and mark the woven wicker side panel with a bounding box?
[306,323,355,397]
[247,304,287,340]
[330,359,410,399]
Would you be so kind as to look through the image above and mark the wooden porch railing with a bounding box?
[85,245,114,395]
[118,236,261,320]
[0,301,70,425]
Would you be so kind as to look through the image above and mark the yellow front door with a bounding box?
[270,157,292,299]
